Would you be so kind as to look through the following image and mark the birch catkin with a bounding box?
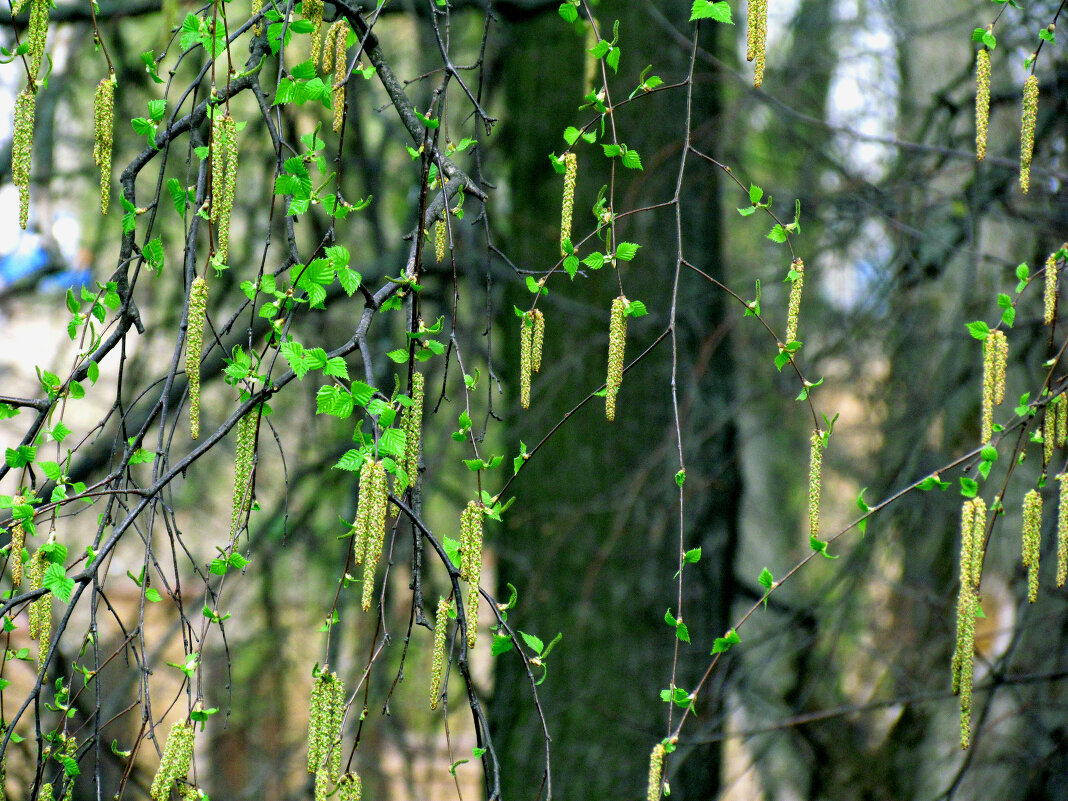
[186,277,208,440]
[975,49,990,162]
[520,314,534,410]
[307,670,345,775]
[647,743,665,801]
[1045,250,1062,326]
[93,75,115,215]
[12,88,35,230]
[429,595,449,710]
[322,20,350,132]
[402,371,424,488]
[26,0,49,83]
[954,496,986,749]
[808,430,823,542]
[9,495,25,588]
[561,152,577,254]
[748,0,768,88]
[531,308,545,373]
[1019,75,1039,194]
[1022,489,1042,603]
[785,258,804,345]
[150,720,195,801]
[304,0,324,66]
[231,408,259,537]
[359,461,388,611]
[606,297,628,422]
[210,112,239,265]
[460,501,484,649]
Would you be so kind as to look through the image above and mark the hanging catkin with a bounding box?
[748,0,768,88]
[149,720,195,801]
[93,75,115,215]
[429,595,449,710]
[210,113,238,265]
[460,501,484,649]
[1044,250,1059,325]
[186,277,208,440]
[975,49,990,161]
[9,495,25,588]
[785,258,804,345]
[606,297,628,421]
[12,88,35,230]
[322,20,349,132]
[358,461,388,611]
[1022,489,1042,603]
[560,152,577,254]
[808,430,823,542]
[1019,75,1039,194]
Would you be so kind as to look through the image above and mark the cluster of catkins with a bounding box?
[149,720,195,801]
[354,460,388,611]
[974,44,1042,193]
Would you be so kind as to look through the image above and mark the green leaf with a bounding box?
[758,567,774,590]
[711,628,740,654]
[615,242,640,261]
[490,634,513,656]
[558,3,578,23]
[378,428,407,459]
[675,469,685,488]
[315,386,355,418]
[519,631,544,654]
[960,476,978,498]
[563,255,580,279]
[334,449,364,472]
[749,184,763,203]
[442,535,461,569]
[620,148,642,169]
[43,563,74,603]
[809,536,837,559]
[966,320,990,341]
[690,1,733,23]
[916,474,950,491]
[144,588,162,603]
[683,547,701,564]
[5,445,35,468]
[767,224,788,243]
[676,622,690,643]
[625,300,648,318]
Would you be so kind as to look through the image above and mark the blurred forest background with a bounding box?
[0,0,1067,800]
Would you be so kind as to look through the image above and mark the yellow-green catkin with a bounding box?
[434,219,446,263]
[12,88,36,230]
[231,407,259,537]
[307,669,345,776]
[149,720,195,801]
[93,75,115,215]
[975,49,990,161]
[531,308,545,373]
[314,767,333,801]
[1057,393,1068,448]
[560,152,577,254]
[303,0,324,66]
[210,113,238,266]
[1044,393,1065,469]
[954,496,986,749]
[808,430,823,542]
[1045,251,1059,325]
[321,20,349,132]
[338,772,362,801]
[784,258,804,346]
[26,0,49,83]
[251,0,264,36]
[1023,488,1042,603]
[748,0,767,88]
[402,371,424,488]
[186,277,208,440]
[519,314,534,410]
[1019,74,1038,194]
[460,501,484,649]
[9,495,25,588]
[28,548,51,654]
[39,784,52,801]
[60,735,76,801]
[606,296,628,422]
[980,330,1007,443]
[647,743,665,801]
[429,595,449,710]
[359,461,388,612]
[1057,472,1068,587]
